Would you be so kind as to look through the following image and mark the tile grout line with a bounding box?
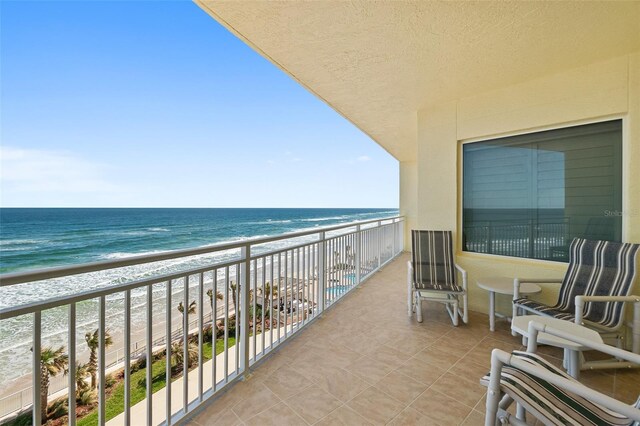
[382,331,493,424]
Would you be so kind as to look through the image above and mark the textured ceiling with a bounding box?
[196,1,640,161]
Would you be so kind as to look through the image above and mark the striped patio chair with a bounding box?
[407,230,468,326]
[481,322,640,426]
[513,238,640,371]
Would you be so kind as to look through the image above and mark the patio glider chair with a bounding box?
[481,321,640,426]
[512,238,640,371]
[407,230,468,326]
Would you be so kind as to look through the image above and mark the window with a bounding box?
[462,120,622,262]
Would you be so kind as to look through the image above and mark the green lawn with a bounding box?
[77,338,235,426]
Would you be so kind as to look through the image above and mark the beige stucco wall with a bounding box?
[404,53,640,315]
[399,161,418,250]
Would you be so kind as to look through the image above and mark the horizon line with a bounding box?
[0,206,399,210]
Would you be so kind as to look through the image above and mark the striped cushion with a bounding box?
[411,230,457,291]
[417,283,464,293]
[481,351,638,426]
[514,298,575,321]
[515,238,640,329]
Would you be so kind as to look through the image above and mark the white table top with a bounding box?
[511,315,603,350]
[476,276,541,295]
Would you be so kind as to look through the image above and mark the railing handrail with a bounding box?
[0,216,403,320]
[0,215,401,287]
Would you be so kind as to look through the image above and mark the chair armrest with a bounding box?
[488,348,640,421]
[513,278,563,300]
[575,295,640,303]
[455,264,467,290]
[575,295,640,325]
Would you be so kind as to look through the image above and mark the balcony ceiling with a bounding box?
[196,1,640,161]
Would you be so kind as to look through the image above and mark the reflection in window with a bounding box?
[462,120,622,262]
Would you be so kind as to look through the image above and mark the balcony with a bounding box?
[183,254,640,426]
[0,217,405,425]
[2,216,638,426]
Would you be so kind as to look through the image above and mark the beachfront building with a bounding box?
[1,1,639,425]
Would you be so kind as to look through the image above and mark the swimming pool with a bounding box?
[325,285,350,296]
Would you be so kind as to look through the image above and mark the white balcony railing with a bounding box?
[0,216,404,425]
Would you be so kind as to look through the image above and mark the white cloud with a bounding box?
[0,146,120,195]
[283,151,302,163]
[346,155,373,165]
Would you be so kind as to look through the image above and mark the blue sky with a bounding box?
[0,1,398,208]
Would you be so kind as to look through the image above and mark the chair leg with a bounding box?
[463,292,469,324]
[512,307,520,337]
[569,350,580,379]
[453,300,459,326]
[485,353,505,426]
[516,403,526,422]
[416,294,423,323]
[512,279,520,337]
[633,301,640,354]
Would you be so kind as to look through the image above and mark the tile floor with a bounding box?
[185,254,640,426]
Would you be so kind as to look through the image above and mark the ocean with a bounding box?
[0,208,397,384]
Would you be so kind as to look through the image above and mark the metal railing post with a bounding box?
[32,311,42,426]
[355,226,361,285]
[145,287,152,426]
[239,246,251,375]
[99,296,106,426]
[377,221,382,269]
[124,291,131,426]
[528,220,536,259]
[68,303,76,426]
[318,232,326,313]
[392,220,396,256]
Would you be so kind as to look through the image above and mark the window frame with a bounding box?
[457,116,626,263]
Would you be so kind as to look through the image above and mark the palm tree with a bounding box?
[85,329,113,390]
[38,346,68,422]
[75,362,91,392]
[177,300,196,339]
[345,245,355,267]
[229,281,237,310]
[206,288,224,318]
[170,341,198,370]
[177,300,196,316]
[259,282,277,318]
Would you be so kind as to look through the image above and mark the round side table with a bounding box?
[477,277,541,332]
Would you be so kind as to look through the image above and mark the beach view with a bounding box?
[0,2,402,424]
[0,208,401,425]
[3,0,640,425]
[0,208,397,378]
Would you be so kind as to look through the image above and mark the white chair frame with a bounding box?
[407,261,468,326]
[485,321,640,426]
[513,278,640,371]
